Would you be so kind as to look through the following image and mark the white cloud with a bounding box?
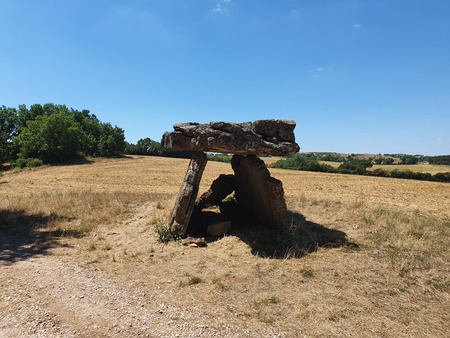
[213,4,223,12]
[310,66,334,79]
[291,9,297,14]
[353,24,362,29]
[212,2,231,14]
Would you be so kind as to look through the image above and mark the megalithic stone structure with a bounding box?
[163,120,300,238]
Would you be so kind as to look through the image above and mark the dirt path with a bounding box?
[1,255,207,337]
[1,203,281,337]
[0,203,203,337]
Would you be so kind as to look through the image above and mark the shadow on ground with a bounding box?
[188,201,349,259]
[234,211,348,259]
[0,210,80,264]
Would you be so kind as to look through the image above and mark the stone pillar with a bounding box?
[231,155,287,227]
[169,152,208,237]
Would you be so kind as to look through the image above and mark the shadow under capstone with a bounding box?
[187,200,348,259]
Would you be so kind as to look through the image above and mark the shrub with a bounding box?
[207,154,232,163]
[270,154,335,173]
[12,157,43,168]
[154,220,172,243]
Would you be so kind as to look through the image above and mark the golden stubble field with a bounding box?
[1,155,449,337]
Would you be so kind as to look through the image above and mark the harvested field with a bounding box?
[1,156,449,337]
[318,161,450,174]
[370,163,450,174]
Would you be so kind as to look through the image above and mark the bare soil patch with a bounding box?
[1,156,449,337]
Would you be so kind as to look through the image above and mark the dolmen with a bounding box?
[162,120,300,238]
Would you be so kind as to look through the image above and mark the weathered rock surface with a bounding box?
[181,237,207,247]
[168,152,207,237]
[195,174,235,210]
[206,221,232,236]
[231,155,287,227]
[162,120,299,156]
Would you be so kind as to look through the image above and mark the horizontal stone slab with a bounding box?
[162,120,300,156]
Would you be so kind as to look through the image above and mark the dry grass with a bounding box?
[1,155,449,336]
[260,156,284,165]
[319,160,342,168]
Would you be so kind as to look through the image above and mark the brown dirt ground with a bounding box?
[1,155,449,337]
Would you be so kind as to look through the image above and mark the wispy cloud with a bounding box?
[212,1,231,14]
[213,4,224,12]
[291,9,297,14]
[310,66,334,79]
[353,24,362,29]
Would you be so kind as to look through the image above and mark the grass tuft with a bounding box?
[153,219,172,243]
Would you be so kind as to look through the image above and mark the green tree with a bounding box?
[14,112,87,163]
[428,156,450,165]
[96,123,125,157]
[338,159,372,175]
[400,155,419,165]
[0,106,18,163]
[125,138,162,156]
[72,109,102,155]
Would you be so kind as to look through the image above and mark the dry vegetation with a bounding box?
[1,155,449,337]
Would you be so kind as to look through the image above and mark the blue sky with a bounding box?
[1,0,449,155]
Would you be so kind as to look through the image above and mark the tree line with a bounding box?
[2,103,449,180]
[306,152,450,165]
[1,103,192,168]
[1,103,125,166]
[270,154,450,183]
[124,137,192,159]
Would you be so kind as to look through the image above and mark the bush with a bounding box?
[207,154,232,163]
[12,157,43,168]
[154,220,173,243]
[428,155,450,165]
[400,155,419,165]
[338,160,372,175]
[271,154,336,173]
[382,158,395,165]
[368,168,389,177]
[433,172,450,183]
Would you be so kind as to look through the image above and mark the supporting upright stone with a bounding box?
[169,152,208,237]
[231,155,287,227]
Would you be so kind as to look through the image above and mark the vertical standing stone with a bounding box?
[169,152,208,237]
[231,155,287,227]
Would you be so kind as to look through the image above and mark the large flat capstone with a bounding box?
[162,120,299,156]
